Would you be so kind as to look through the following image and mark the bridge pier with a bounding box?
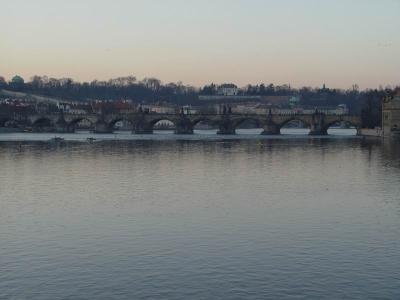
[217,118,235,135]
[65,125,77,133]
[55,119,71,133]
[32,126,56,133]
[175,118,194,134]
[309,129,328,136]
[133,120,153,134]
[55,125,71,133]
[175,127,193,134]
[309,122,328,135]
[261,123,280,135]
[309,114,328,136]
[134,128,153,134]
[94,121,113,134]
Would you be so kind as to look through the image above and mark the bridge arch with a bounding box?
[278,117,311,134]
[143,118,178,133]
[233,117,263,128]
[191,117,216,127]
[149,117,177,128]
[323,119,361,135]
[191,117,218,132]
[0,118,23,131]
[0,118,9,127]
[131,117,179,134]
[108,118,134,131]
[232,117,264,134]
[32,117,55,132]
[0,117,16,127]
[278,117,311,129]
[68,117,95,132]
[32,117,54,125]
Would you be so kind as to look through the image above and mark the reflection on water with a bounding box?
[0,128,357,142]
[0,137,399,300]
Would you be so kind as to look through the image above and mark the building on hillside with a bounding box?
[10,75,25,89]
[260,96,291,107]
[289,96,300,107]
[225,102,349,116]
[231,103,268,115]
[198,95,261,101]
[140,104,176,114]
[299,106,348,115]
[11,75,24,84]
[113,101,136,113]
[182,105,200,115]
[382,90,400,137]
[69,104,89,115]
[57,102,90,114]
[217,84,239,96]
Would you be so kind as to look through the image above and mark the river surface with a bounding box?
[0,128,357,142]
[1,130,399,299]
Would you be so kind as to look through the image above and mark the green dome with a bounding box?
[11,75,24,83]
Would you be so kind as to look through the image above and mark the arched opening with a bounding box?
[109,119,133,132]
[32,118,54,132]
[234,118,263,135]
[0,118,9,127]
[0,119,21,132]
[280,119,310,135]
[152,119,176,134]
[326,121,358,136]
[0,119,19,127]
[4,120,20,128]
[193,119,217,134]
[68,118,94,133]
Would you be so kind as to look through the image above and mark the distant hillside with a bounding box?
[0,89,76,104]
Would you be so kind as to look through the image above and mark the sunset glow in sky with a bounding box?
[1,0,399,89]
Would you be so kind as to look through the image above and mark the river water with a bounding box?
[0,130,399,299]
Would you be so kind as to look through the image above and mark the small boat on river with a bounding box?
[48,136,65,144]
[86,137,96,143]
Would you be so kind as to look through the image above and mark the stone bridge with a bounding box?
[0,111,362,135]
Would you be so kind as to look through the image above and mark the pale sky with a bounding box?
[1,0,399,89]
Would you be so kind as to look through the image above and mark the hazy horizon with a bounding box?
[1,0,399,89]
